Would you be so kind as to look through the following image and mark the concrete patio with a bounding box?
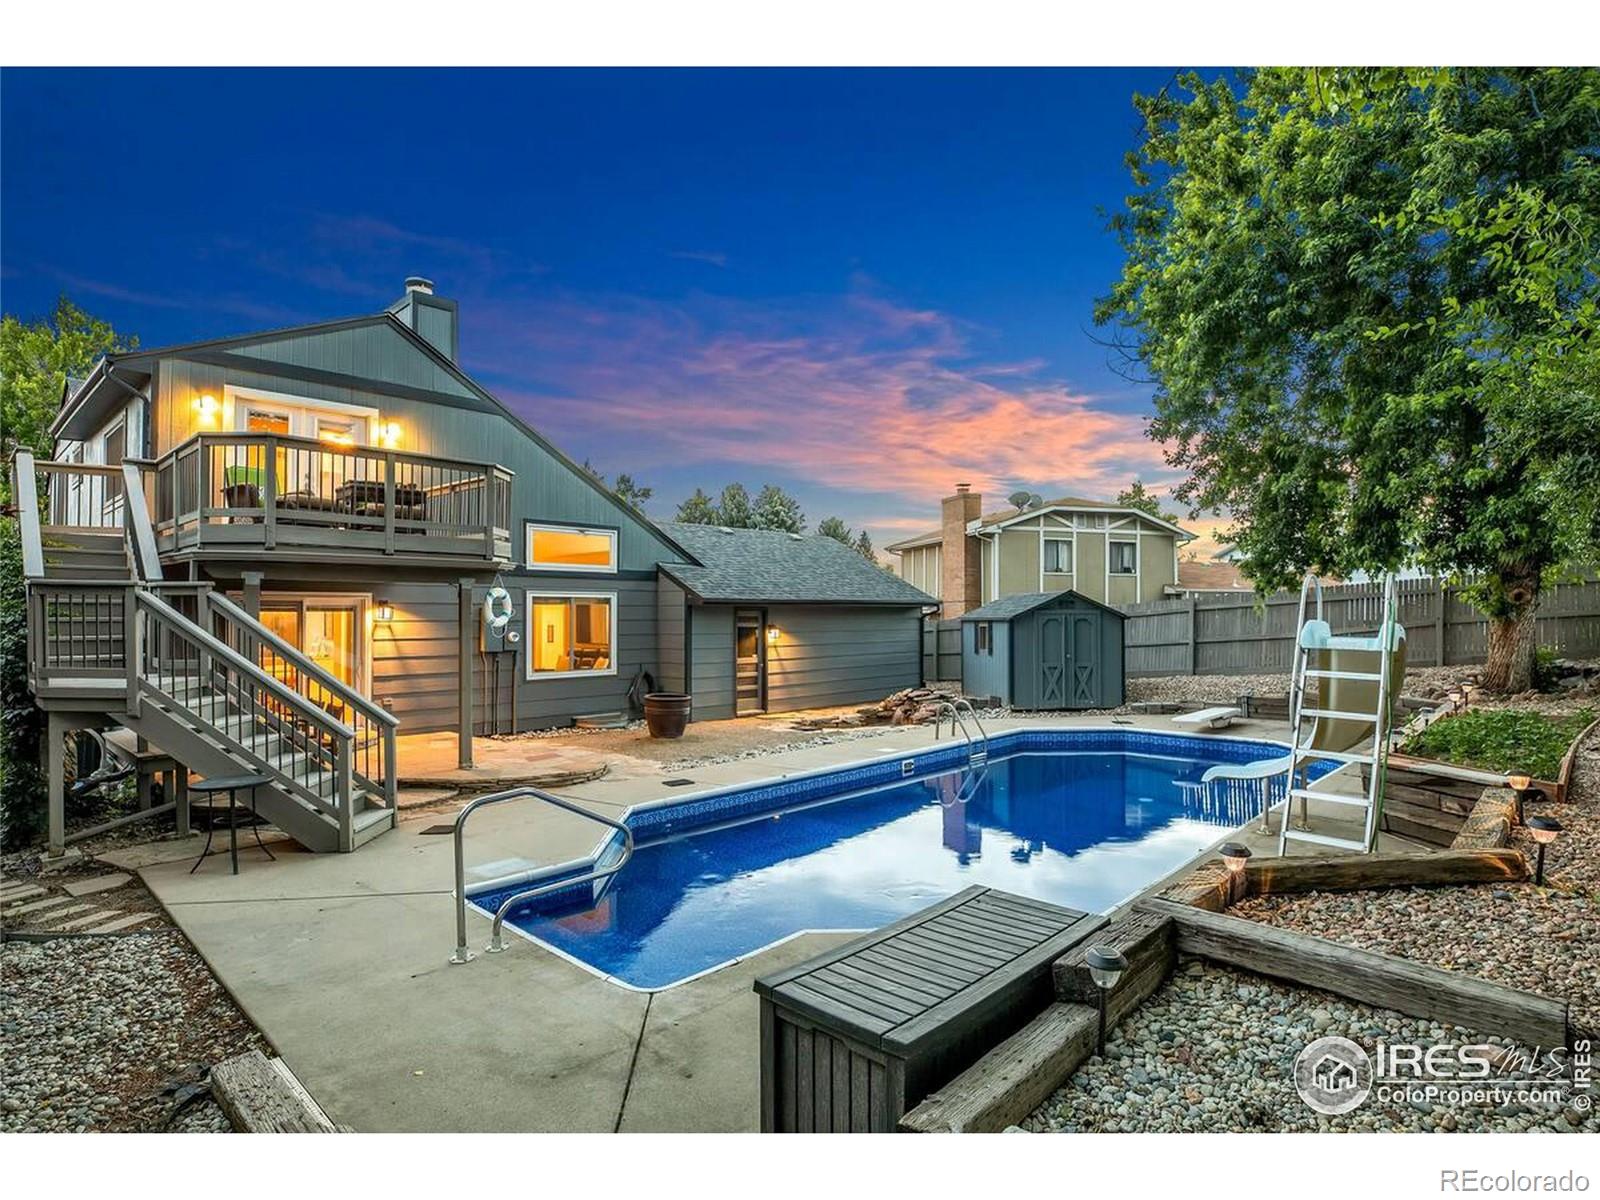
[114,712,1419,1132]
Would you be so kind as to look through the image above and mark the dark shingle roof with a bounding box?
[660,524,936,606]
[960,590,1125,622]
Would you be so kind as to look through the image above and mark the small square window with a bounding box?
[1044,538,1073,574]
[1109,540,1138,575]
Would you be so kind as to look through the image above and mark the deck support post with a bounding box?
[46,711,68,857]
[458,577,475,769]
[240,571,262,619]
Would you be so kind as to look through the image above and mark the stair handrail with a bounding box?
[12,452,45,578]
[206,592,398,732]
[450,786,634,964]
[121,460,163,583]
[135,590,356,740]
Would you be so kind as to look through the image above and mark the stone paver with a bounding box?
[9,895,76,916]
[83,912,159,933]
[58,909,120,931]
[32,903,93,925]
[62,873,132,898]
[2,884,46,903]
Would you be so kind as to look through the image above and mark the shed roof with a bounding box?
[960,589,1125,623]
[660,523,937,606]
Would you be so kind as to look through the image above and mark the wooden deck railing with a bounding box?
[151,433,513,562]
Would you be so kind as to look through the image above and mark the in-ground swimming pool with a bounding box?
[471,730,1299,989]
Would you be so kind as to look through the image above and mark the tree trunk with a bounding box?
[1479,569,1540,694]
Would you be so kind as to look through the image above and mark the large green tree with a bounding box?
[1099,68,1600,692]
[1,297,135,505]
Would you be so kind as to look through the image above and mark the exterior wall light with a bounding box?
[195,393,220,427]
[375,600,395,623]
[377,421,402,449]
[1085,945,1128,1056]
[1526,816,1562,885]
[767,626,781,645]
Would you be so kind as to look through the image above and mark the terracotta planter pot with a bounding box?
[644,693,692,739]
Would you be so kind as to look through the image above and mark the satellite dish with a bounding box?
[1007,490,1034,510]
[1029,493,1044,509]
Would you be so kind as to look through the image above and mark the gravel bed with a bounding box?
[1232,721,1600,1037]
[0,928,266,1132]
[1024,961,1595,1133]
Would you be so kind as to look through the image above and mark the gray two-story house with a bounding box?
[17,278,932,856]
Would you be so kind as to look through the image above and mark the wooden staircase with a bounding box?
[15,451,399,854]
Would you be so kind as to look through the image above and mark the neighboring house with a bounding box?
[886,484,1196,619]
[656,523,934,719]
[1167,559,1254,598]
[17,278,934,855]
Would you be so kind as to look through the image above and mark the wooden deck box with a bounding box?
[753,886,1103,1132]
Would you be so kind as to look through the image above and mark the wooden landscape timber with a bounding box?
[1451,788,1521,851]
[1053,906,1175,1026]
[1138,898,1570,1049]
[210,1050,349,1133]
[1243,847,1527,895]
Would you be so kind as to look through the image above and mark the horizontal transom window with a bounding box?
[526,523,617,572]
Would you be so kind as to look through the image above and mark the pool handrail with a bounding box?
[932,699,989,763]
[449,785,634,964]
[951,698,990,751]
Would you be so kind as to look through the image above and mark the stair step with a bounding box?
[1282,828,1370,851]
[1296,748,1375,765]
[1304,669,1383,682]
[1299,708,1376,722]
[1288,787,1372,809]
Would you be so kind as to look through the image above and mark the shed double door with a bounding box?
[1037,610,1100,708]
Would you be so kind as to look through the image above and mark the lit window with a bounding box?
[527,594,616,677]
[1109,541,1138,575]
[1044,539,1073,574]
[526,523,618,573]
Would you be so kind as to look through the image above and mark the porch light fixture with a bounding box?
[375,600,395,624]
[1526,816,1562,885]
[377,420,402,449]
[195,393,220,427]
[1085,944,1128,1056]
[766,626,781,645]
[1220,842,1253,874]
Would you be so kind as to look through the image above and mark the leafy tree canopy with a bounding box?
[817,516,853,544]
[675,482,810,534]
[1,297,135,505]
[1098,67,1600,690]
[675,487,719,524]
[1116,479,1182,525]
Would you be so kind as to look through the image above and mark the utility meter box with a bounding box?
[482,611,521,654]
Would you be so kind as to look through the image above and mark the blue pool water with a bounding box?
[473,732,1294,989]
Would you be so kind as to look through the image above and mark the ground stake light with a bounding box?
[1085,945,1128,1057]
[1526,816,1562,885]
[1220,842,1253,873]
[1506,773,1538,823]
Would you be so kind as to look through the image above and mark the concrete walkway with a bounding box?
[126,713,1413,1132]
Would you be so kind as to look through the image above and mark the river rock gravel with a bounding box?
[1024,961,1596,1133]
[0,928,266,1132]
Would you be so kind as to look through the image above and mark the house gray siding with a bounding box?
[689,606,737,720]
[154,327,685,572]
[763,605,921,712]
[656,575,688,693]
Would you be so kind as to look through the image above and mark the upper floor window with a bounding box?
[1109,540,1138,575]
[526,523,618,573]
[1043,538,1072,574]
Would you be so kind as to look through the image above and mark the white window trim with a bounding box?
[524,522,619,574]
[223,384,379,443]
[524,590,619,680]
[1109,538,1139,576]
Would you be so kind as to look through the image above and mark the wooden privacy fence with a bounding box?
[1120,576,1600,678]
[922,619,963,682]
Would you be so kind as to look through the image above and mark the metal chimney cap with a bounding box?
[404,276,435,295]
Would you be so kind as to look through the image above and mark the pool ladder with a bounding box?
[933,699,990,766]
[449,785,634,965]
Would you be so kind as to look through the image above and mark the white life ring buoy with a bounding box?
[483,586,514,632]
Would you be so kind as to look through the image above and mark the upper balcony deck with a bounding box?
[150,433,514,566]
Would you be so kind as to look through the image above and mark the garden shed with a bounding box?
[961,590,1124,709]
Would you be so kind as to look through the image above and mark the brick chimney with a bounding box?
[940,483,983,619]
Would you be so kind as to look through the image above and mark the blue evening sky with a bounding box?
[1,68,1228,548]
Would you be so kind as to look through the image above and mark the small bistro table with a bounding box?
[188,774,276,876]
